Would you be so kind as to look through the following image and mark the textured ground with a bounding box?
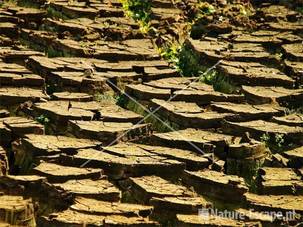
[0,0,302,226]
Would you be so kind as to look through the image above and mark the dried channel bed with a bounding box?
[0,0,303,226]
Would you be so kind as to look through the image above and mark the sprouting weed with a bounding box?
[120,0,151,32]
[260,132,271,144]
[36,115,50,125]
[115,94,127,108]
[261,133,286,153]
[160,42,237,93]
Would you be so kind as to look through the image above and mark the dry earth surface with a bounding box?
[0,0,302,226]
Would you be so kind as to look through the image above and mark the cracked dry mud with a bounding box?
[0,0,303,226]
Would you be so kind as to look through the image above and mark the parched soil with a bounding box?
[0,0,302,226]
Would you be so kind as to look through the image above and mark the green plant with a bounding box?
[197,2,216,15]
[244,160,264,193]
[275,133,285,148]
[296,6,303,14]
[19,38,45,54]
[123,0,151,22]
[45,83,59,95]
[0,0,17,7]
[185,1,216,23]
[200,71,237,94]
[226,156,265,193]
[125,99,179,132]
[47,6,69,20]
[161,43,202,77]
[94,92,116,103]
[284,107,303,115]
[36,114,50,125]
[145,113,179,132]
[160,42,180,66]
[138,20,151,34]
[189,2,216,37]
[46,46,62,58]
[160,42,237,93]
[0,0,40,8]
[116,94,127,108]
[261,132,285,153]
[120,0,151,32]
[260,132,270,144]
[18,0,40,8]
